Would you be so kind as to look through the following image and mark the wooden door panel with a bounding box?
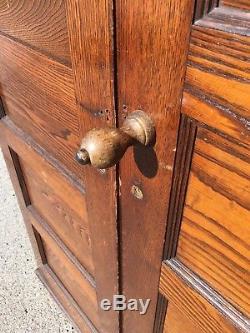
[42,240,101,331]
[18,151,94,276]
[160,261,247,333]
[0,34,84,182]
[177,127,250,316]
[36,265,96,333]
[156,1,250,332]
[0,0,119,332]
[0,0,71,65]
[163,303,201,333]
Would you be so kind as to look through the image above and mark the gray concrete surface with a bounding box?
[0,149,75,333]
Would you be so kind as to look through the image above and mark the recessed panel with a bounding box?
[43,239,100,331]
[0,0,71,65]
[0,34,84,181]
[18,147,95,276]
[177,128,250,316]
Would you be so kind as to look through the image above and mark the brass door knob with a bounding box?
[76,111,155,169]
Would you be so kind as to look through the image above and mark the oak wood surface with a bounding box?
[160,260,249,333]
[221,0,250,11]
[177,128,250,316]
[37,265,97,333]
[65,1,119,332]
[183,24,250,145]
[19,154,94,276]
[0,0,120,330]
[115,0,195,331]
[156,3,250,332]
[0,34,85,183]
[0,0,71,65]
[42,239,100,331]
[163,303,201,333]
[1,119,92,276]
[193,0,219,21]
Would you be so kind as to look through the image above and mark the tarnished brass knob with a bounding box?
[76,111,155,169]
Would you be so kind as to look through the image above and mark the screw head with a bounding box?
[75,149,90,165]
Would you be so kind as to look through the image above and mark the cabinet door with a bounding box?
[0,1,119,332]
[155,2,250,333]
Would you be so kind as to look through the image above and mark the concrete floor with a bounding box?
[0,149,75,333]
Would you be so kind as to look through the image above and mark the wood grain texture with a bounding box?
[160,260,250,333]
[18,153,94,277]
[221,0,250,11]
[65,2,119,332]
[28,206,95,286]
[37,265,98,333]
[196,6,250,35]
[0,116,84,193]
[42,238,101,331]
[183,24,250,145]
[177,128,250,316]
[115,1,195,331]
[163,303,201,333]
[0,0,71,65]
[0,34,85,183]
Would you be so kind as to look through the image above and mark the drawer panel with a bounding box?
[176,127,250,316]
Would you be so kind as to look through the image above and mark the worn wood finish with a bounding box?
[1,0,249,332]
[116,0,195,331]
[65,1,119,332]
[37,265,97,333]
[156,3,250,332]
[177,128,250,316]
[221,0,250,11]
[160,260,249,333]
[0,0,71,65]
[18,153,94,275]
[0,34,84,183]
[42,239,100,330]
[183,24,250,145]
[195,6,250,35]
[0,117,91,248]
[0,0,119,331]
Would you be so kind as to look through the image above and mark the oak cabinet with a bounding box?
[0,0,249,332]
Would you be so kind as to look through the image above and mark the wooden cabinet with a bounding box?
[0,0,249,332]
